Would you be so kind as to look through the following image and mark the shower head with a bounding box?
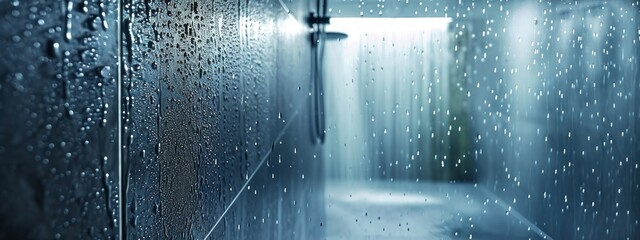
[325,31,348,41]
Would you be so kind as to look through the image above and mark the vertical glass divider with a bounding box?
[116,0,124,239]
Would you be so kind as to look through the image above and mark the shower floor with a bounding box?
[325,181,548,240]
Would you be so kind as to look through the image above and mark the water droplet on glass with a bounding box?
[99,66,111,78]
[47,40,61,58]
[65,0,73,41]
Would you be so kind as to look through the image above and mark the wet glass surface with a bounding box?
[1,0,639,239]
[326,0,640,239]
[0,0,120,239]
[122,0,322,239]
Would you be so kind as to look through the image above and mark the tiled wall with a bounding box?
[0,0,323,239]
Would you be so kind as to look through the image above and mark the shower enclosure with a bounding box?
[320,1,640,239]
[0,0,638,239]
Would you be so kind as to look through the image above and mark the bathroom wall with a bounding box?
[1,0,323,239]
[0,0,120,239]
[123,0,323,239]
[122,0,276,238]
[468,1,640,239]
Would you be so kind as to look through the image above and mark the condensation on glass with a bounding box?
[0,0,638,240]
[0,0,120,239]
[0,0,323,239]
[326,0,640,239]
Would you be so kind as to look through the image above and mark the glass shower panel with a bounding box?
[470,1,640,239]
[1,0,638,239]
[122,0,280,238]
[0,0,120,239]
[324,0,639,239]
[122,0,322,239]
